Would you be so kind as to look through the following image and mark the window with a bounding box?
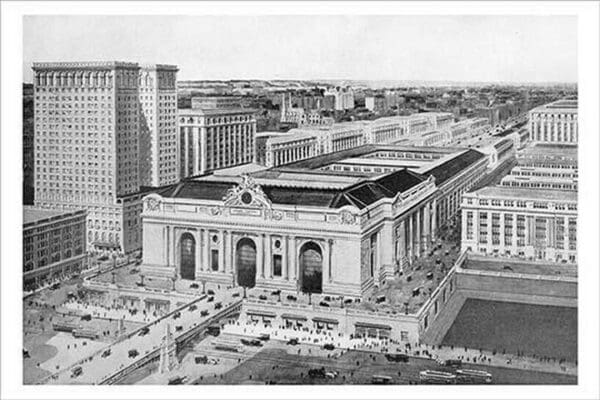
[211,249,219,271]
[272,255,282,277]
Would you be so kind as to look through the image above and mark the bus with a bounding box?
[456,369,493,384]
[212,340,243,353]
[371,375,393,384]
[73,328,99,339]
[52,322,80,333]
[419,370,457,384]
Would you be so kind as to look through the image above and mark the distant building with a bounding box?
[461,186,577,264]
[191,96,242,109]
[365,95,386,112]
[325,87,355,111]
[23,207,87,290]
[265,132,319,167]
[178,108,257,178]
[255,131,295,166]
[528,99,578,144]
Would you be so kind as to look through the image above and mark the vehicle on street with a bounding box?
[385,353,409,363]
[189,304,198,311]
[232,292,240,297]
[241,338,263,347]
[128,349,139,358]
[80,314,92,321]
[214,302,222,310]
[456,369,493,384]
[419,370,457,384]
[195,355,209,364]
[70,366,83,378]
[325,370,339,379]
[175,325,183,332]
[207,296,214,302]
[371,375,393,384]
[322,343,335,351]
[286,295,297,301]
[258,295,268,300]
[190,283,199,289]
[138,327,150,336]
[308,367,326,378]
[207,289,215,295]
[172,311,181,319]
[258,333,270,341]
[286,338,299,345]
[168,376,187,385]
[319,301,329,307]
[200,310,209,317]
[438,359,462,368]
[101,349,112,358]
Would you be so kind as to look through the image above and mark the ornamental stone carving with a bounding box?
[339,210,357,225]
[145,197,162,211]
[223,174,271,209]
[210,207,222,216]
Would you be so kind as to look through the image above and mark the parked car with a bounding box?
[438,359,462,368]
[188,304,198,311]
[271,289,281,295]
[258,333,270,341]
[195,355,208,364]
[207,296,214,303]
[385,353,409,363]
[214,302,222,310]
[325,370,339,379]
[207,289,215,295]
[232,292,240,298]
[175,325,183,332]
[258,295,268,300]
[101,349,112,358]
[322,343,335,351]
[128,349,139,358]
[308,367,326,378]
[200,310,209,317]
[286,338,299,346]
[138,327,150,336]
[172,311,181,320]
[190,283,199,289]
[168,376,187,385]
[241,338,263,347]
[286,295,297,301]
[70,366,83,378]
[319,301,329,307]
[80,314,92,321]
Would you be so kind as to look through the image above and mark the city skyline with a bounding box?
[23,15,577,84]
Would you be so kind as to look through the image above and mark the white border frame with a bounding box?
[2,1,598,399]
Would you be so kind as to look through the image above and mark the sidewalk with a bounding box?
[222,321,577,376]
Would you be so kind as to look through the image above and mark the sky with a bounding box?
[23,15,577,83]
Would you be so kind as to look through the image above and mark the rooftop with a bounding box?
[32,61,139,70]
[531,99,578,114]
[420,149,486,185]
[469,186,578,202]
[23,207,85,226]
[178,107,255,116]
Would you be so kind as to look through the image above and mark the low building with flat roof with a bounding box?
[461,186,577,264]
[23,207,87,290]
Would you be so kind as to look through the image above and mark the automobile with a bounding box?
[241,338,263,347]
[385,353,409,363]
[136,282,144,287]
[438,359,462,368]
[286,338,299,346]
[189,283,199,289]
[207,289,215,295]
[168,376,187,385]
[375,295,386,304]
[98,255,109,261]
[322,343,335,351]
[325,370,339,379]
[195,355,209,364]
[258,295,268,300]
[344,298,353,304]
[189,304,198,311]
[286,295,297,301]
[138,327,150,336]
[214,302,222,310]
[172,311,181,320]
[70,366,83,378]
[308,367,326,378]
[271,289,281,295]
[207,296,214,302]
[175,325,183,332]
[80,314,92,321]
[128,349,139,358]
[232,292,240,297]
[101,349,112,358]
[258,333,270,341]
[323,296,332,302]
[319,301,329,307]
[200,310,209,317]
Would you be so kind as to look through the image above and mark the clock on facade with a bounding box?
[241,192,253,205]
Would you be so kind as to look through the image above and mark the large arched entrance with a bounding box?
[236,238,257,288]
[179,233,196,280]
[298,241,323,294]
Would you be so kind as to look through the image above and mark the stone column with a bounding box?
[164,226,169,266]
[183,128,189,177]
[424,202,431,250]
[195,230,202,276]
[203,230,210,272]
[287,236,296,281]
[564,216,570,253]
[263,234,271,279]
[408,213,414,262]
[227,231,234,273]
[200,127,208,174]
[431,198,437,239]
[499,213,505,250]
[193,127,200,175]
[256,234,264,281]
[282,236,288,279]
[218,231,225,272]
[415,208,421,255]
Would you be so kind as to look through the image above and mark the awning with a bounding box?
[281,313,307,321]
[355,322,392,330]
[246,309,276,318]
[313,317,339,324]
[118,295,139,301]
[144,298,170,305]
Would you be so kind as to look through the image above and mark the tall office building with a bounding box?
[528,99,578,144]
[31,61,177,254]
[138,64,179,187]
